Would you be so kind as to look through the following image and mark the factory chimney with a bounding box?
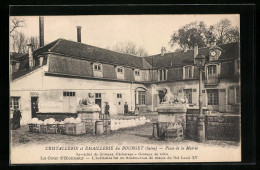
[76,26,82,43]
[39,16,44,47]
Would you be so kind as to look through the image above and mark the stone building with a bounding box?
[10,26,240,125]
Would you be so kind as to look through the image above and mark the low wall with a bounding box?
[35,113,77,121]
[186,109,240,141]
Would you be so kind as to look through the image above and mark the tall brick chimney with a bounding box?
[39,16,44,47]
[76,26,82,43]
[27,44,34,69]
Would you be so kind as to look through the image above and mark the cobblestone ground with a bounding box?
[10,113,240,148]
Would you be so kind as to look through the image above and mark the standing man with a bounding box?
[13,108,22,130]
[32,104,38,118]
[105,102,110,116]
[124,102,128,116]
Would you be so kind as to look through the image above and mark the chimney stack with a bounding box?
[27,44,34,69]
[194,43,198,64]
[161,47,166,56]
[76,26,82,43]
[39,16,44,47]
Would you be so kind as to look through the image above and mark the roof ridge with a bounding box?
[48,38,62,52]
[146,42,238,58]
[58,38,142,58]
[33,39,60,53]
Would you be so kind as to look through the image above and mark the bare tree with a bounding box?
[10,17,25,34]
[30,36,40,50]
[10,31,40,53]
[112,41,148,57]
[10,31,27,53]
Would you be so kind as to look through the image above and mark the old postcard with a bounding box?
[10,14,241,164]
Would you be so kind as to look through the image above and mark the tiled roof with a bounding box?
[144,42,239,69]
[11,38,238,81]
[48,39,148,69]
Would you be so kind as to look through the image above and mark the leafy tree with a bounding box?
[170,21,215,49]
[213,19,239,45]
[169,19,239,51]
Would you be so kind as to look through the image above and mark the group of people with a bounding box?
[104,102,129,116]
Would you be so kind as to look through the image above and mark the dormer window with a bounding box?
[158,69,167,81]
[205,63,221,84]
[117,66,124,74]
[93,63,102,72]
[183,66,194,79]
[134,69,140,76]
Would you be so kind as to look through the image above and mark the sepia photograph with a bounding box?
[9,14,241,164]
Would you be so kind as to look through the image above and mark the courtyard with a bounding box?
[10,112,239,148]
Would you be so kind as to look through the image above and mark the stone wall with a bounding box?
[186,109,240,141]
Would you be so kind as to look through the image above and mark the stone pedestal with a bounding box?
[157,104,187,140]
[197,114,205,143]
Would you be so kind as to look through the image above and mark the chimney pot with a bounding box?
[39,16,44,47]
[161,47,166,56]
[76,26,82,43]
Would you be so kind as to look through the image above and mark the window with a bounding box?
[184,66,193,79]
[208,65,217,77]
[159,69,167,81]
[117,67,124,73]
[159,70,163,80]
[135,69,140,76]
[138,91,146,105]
[95,93,102,99]
[207,89,219,105]
[183,89,192,104]
[117,93,122,98]
[63,91,76,96]
[10,97,20,109]
[93,63,102,71]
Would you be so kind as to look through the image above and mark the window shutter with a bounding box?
[183,67,185,79]
[192,88,198,104]
[228,86,235,104]
[202,90,207,107]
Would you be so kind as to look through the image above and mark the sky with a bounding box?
[10,15,239,55]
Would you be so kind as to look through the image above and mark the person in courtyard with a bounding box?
[124,102,129,116]
[12,108,22,130]
[32,104,38,118]
[105,102,110,116]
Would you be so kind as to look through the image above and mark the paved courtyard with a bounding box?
[10,113,239,148]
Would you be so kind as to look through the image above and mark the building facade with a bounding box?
[10,38,240,125]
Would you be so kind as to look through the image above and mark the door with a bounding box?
[207,89,219,111]
[63,91,76,113]
[116,93,123,114]
[95,93,102,112]
[31,97,38,118]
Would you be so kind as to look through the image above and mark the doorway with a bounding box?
[31,97,38,118]
[95,93,102,112]
[207,89,219,111]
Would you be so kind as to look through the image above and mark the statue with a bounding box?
[78,92,95,105]
[162,87,188,104]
